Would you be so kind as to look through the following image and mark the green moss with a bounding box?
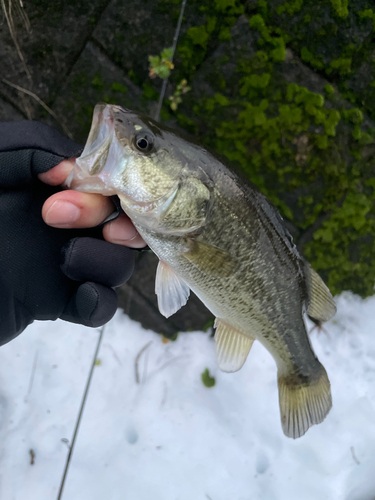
[95,0,375,299]
[174,0,244,83]
[275,0,303,16]
[300,46,324,70]
[110,82,128,93]
[187,25,210,49]
[270,37,286,62]
[330,0,348,19]
[128,69,140,85]
[328,56,352,75]
[142,83,159,101]
[305,188,375,297]
[342,107,364,124]
[358,8,375,30]
[240,73,271,92]
[91,73,104,91]
[359,8,375,18]
[178,10,375,297]
[323,84,335,97]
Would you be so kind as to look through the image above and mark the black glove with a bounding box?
[0,120,135,346]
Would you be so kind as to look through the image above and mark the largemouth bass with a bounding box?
[68,103,337,438]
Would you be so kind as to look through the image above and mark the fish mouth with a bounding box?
[77,103,115,176]
[66,104,127,195]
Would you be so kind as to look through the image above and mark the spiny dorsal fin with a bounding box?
[155,260,190,318]
[305,264,336,323]
[214,319,255,373]
[278,364,332,439]
[184,240,238,278]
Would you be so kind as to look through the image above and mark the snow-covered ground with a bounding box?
[0,292,374,500]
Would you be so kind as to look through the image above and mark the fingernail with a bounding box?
[108,223,138,242]
[45,201,80,227]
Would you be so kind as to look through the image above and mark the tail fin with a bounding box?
[278,365,332,439]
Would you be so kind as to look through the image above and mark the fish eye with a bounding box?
[134,133,154,153]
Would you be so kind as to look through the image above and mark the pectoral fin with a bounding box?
[214,319,255,373]
[155,261,190,318]
[184,240,238,278]
[305,264,337,323]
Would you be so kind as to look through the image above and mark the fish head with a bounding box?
[69,104,213,235]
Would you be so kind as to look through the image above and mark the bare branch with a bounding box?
[2,79,74,140]
[350,446,360,465]
[154,0,188,121]
[134,341,153,384]
[1,0,31,80]
[24,350,38,401]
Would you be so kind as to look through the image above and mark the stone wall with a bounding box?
[1,0,375,334]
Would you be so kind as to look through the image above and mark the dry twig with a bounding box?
[134,341,153,384]
[24,350,38,401]
[2,78,74,139]
[350,446,360,465]
[1,0,31,80]
[154,0,187,121]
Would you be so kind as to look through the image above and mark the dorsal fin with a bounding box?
[304,264,336,323]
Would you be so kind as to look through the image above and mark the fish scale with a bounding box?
[138,188,312,367]
[69,103,337,439]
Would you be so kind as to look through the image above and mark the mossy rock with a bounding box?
[166,4,375,298]
[1,0,375,300]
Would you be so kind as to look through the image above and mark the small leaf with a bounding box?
[201,368,216,388]
[161,47,173,60]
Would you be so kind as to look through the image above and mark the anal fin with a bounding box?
[278,364,332,439]
[155,260,190,318]
[214,319,255,373]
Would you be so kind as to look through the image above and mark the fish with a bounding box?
[68,103,337,438]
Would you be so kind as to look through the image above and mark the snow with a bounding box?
[1,292,375,500]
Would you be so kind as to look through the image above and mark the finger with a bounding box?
[42,191,115,228]
[61,282,118,328]
[38,159,76,186]
[61,237,135,287]
[103,213,146,248]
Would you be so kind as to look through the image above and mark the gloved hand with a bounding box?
[0,120,136,346]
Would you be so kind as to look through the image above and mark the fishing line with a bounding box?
[57,2,188,495]
[154,0,187,122]
[56,324,105,500]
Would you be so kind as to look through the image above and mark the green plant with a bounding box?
[169,79,191,111]
[201,368,216,388]
[148,47,174,79]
